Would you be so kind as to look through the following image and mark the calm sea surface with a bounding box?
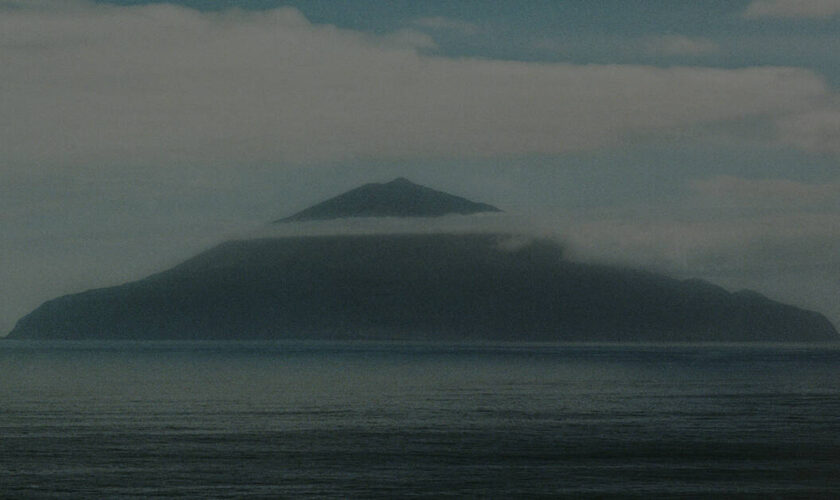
[1,340,839,498]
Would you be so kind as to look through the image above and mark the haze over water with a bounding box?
[2,341,839,497]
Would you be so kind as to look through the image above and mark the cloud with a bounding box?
[777,107,840,155]
[226,205,840,328]
[743,0,840,19]
[559,210,840,317]
[246,207,840,284]
[380,29,438,50]
[0,0,833,172]
[690,175,840,209]
[642,35,720,57]
[248,213,563,241]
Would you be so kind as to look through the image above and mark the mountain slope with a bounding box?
[8,234,837,341]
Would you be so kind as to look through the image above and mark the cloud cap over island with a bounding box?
[9,178,837,342]
[1,0,839,335]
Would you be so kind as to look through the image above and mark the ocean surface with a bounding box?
[1,340,839,498]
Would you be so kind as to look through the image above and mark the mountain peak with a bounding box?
[387,177,413,185]
[276,178,501,223]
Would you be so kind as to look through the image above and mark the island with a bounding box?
[8,179,837,342]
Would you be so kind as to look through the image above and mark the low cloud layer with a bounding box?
[248,195,840,288]
[690,175,840,210]
[777,107,840,154]
[0,0,835,172]
[642,36,720,57]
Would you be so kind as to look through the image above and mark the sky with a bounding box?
[1,0,839,335]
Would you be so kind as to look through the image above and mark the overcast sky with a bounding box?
[2,0,839,334]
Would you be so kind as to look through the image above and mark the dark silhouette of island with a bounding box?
[7,180,838,342]
[276,177,501,222]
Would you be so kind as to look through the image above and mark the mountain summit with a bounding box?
[276,178,501,222]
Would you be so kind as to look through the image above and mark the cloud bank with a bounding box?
[0,0,834,173]
[777,107,840,155]
[690,175,840,209]
[642,35,720,57]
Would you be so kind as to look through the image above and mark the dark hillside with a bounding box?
[9,234,837,342]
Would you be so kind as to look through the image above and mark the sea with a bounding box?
[1,340,839,498]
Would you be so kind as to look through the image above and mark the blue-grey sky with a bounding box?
[2,0,839,334]
[96,0,840,82]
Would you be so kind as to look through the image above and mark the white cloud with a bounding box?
[642,35,720,56]
[380,29,438,50]
[564,213,840,272]
[777,107,840,155]
[690,175,840,209]
[743,0,840,19]
[0,0,833,172]
[248,213,567,243]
